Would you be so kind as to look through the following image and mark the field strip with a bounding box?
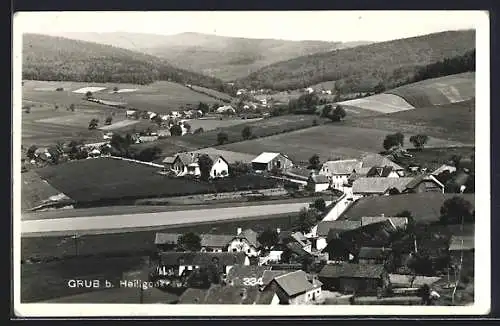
[99,119,140,131]
[21,201,331,235]
[339,93,415,113]
[72,86,107,94]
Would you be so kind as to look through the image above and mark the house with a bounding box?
[178,284,279,304]
[125,110,138,119]
[282,242,314,264]
[319,159,364,190]
[357,247,392,265]
[251,152,293,172]
[157,129,171,137]
[138,135,159,143]
[318,263,389,295]
[267,270,322,304]
[449,235,474,253]
[88,148,101,158]
[389,274,442,289]
[200,234,235,252]
[360,153,405,176]
[154,232,181,251]
[361,216,408,230]
[352,177,414,196]
[431,164,457,176]
[162,156,177,171]
[156,252,250,278]
[305,87,314,94]
[307,173,330,192]
[403,174,445,194]
[224,265,271,287]
[216,105,236,114]
[148,111,158,119]
[228,228,261,257]
[314,220,362,251]
[366,166,400,178]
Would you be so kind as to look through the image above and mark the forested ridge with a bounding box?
[235,30,475,93]
[22,34,226,90]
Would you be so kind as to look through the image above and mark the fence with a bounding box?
[106,155,165,168]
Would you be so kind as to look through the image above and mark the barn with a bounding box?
[251,152,293,172]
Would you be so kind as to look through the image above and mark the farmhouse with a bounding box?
[361,216,409,230]
[225,265,271,287]
[228,228,261,257]
[352,177,414,196]
[319,159,364,190]
[307,173,330,192]
[267,270,322,304]
[169,152,229,178]
[156,252,250,278]
[251,152,293,172]
[403,174,445,194]
[216,105,236,114]
[366,166,400,178]
[318,263,389,295]
[360,154,405,176]
[357,247,392,265]
[125,110,138,119]
[314,220,362,251]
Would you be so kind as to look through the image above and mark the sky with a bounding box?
[15,11,484,42]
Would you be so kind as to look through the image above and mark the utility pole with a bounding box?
[72,233,80,256]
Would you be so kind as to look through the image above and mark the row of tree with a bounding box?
[383,132,430,150]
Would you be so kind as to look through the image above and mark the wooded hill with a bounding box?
[22,34,226,91]
[235,30,475,93]
[48,32,372,81]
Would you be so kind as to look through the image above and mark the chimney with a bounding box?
[237,228,242,235]
[276,228,281,234]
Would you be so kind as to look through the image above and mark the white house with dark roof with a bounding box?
[166,152,229,178]
[251,152,293,172]
[307,173,330,192]
[319,159,363,190]
[228,228,261,257]
[267,270,322,304]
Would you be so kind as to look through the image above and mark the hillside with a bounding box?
[49,32,372,81]
[22,34,225,90]
[236,30,475,92]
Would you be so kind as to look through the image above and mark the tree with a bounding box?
[418,284,432,305]
[450,155,462,168]
[152,115,163,126]
[183,122,192,133]
[321,104,332,118]
[47,147,60,164]
[440,196,474,225]
[69,103,76,112]
[193,127,204,135]
[409,134,429,150]
[105,116,113,125]
[178,232,201,251]
[136,146,162,162]
[26,145,38,160]
[23,106,31,114]
[329,105,347,122]
[257,229,279,250]
[373,82,386,94]
[229,161,252,177]
[198,154,214,181]
[88,118,99,130]
[113,86,119,92]
[383,132,405,150]
[170,124,183,136]
[308,154,321,170]
[198,102,210,114]
[311,198,326,212]
[217,132,229,145]
[85,91,93,99]
[295,208,320,233]
[242,126,252,140]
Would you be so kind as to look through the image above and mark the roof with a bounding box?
[201,234,234,248]
[336,220,398,250]
[235,229,260,248]
[340,193,475,224]
[449,235,475,251]
[366,166,396,177]
[320,159,363,175]
[317,220,362,237]
[225,265,271,286]
[361,216,408,229]
[175,152,197,165]
[159,252,247,267]
[358,247,392,260]
[352,177,414,194]
[360,153,404,171]
[290,232,311,247]
[252,152,282,164]
[155,232,181,245]
[273,270,318,297]
[261,270,290,287]
[286,242,312,258]
[162,156,176,164]
[431,164,457,176]
[404,174,444,190]
[389,274,442,288]
[319,263,385,279]
[309,174,330,184]
[179,284,276,304]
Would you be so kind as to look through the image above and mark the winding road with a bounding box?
[21,201,331,236]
